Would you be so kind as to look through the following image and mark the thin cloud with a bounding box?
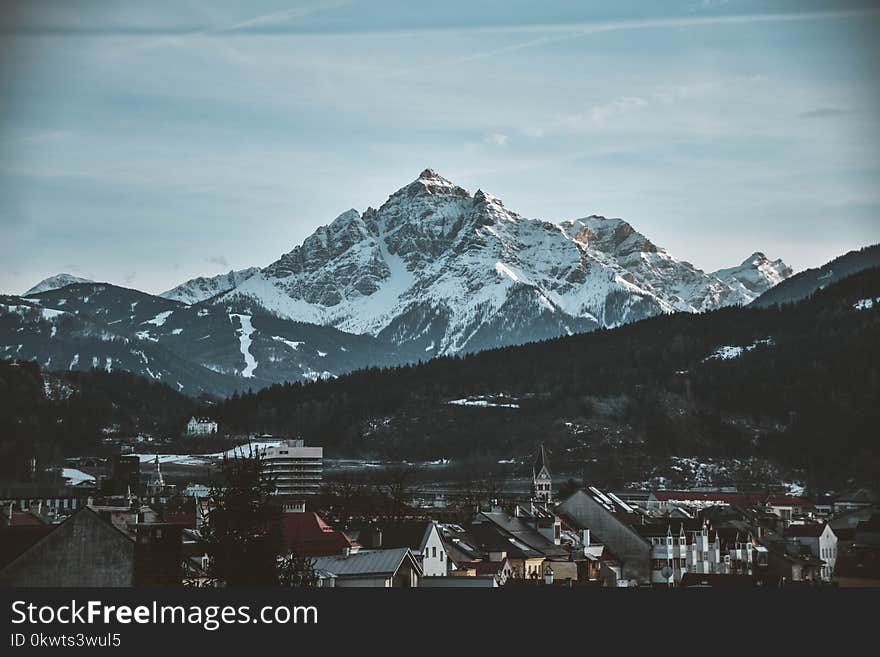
[798,107,853,119]
[388,8,879,79]
[208,255,229,269]
[486,133,510,146]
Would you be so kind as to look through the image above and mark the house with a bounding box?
[278,508,360,557]
[311,547,422,587]
[556,488,651,585]
[761,536,824,586]
[0,506,182,587]
[784,523,837,581]
[469,509,569,580]
[357,521,446,576]
[186,416,218,436]
[463,557,513,585]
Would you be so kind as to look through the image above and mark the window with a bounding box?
[440,551,444,561]
[432,546,437,558]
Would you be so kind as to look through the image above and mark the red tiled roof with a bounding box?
[279,512,360,557]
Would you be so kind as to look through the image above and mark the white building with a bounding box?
[640,523,754,585]
[186,417,218,436]
[356,521,447,576]
[258,439,323,497]
[785,523,837,581]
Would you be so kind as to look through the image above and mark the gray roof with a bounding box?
[312,547,416,578]
[477,511,568,557]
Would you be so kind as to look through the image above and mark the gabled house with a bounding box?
[357,521,446,576]
[761,536,824,585]
[279,509,360,557]
[784,523,837,581]
[186,416,218,436]
[311,547,421,587]
[0,506,182,587]
[470,510,568,580]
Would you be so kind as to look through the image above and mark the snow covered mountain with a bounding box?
[5,169,794,394]
[160,267,260,304]
[711,253,792,303]
[23,273,94,296]
[215,169,790,355]
[1,282,408,396]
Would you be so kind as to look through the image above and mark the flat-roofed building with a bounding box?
[259,439,323,497]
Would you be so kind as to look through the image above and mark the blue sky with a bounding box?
[1,0,879,294]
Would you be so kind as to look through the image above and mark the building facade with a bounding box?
[186,417,218,436]
[259,439,323,497]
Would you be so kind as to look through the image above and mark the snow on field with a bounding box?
[853,297,879,310]
[135,440,284,466]
[272,336,304,350]
[230,314,257,378]
[705,337,773,361]
[448,395,520,409]
[707,345,744,360]
[171,328,183,335]
[143,310,173,327]
[302,368,333,382]
[62,468,95,485]
[0,303,69,321]
[135,330,158,342]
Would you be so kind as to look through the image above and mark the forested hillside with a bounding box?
[212,268,880,489]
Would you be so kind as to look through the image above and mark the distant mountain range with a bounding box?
[6,169,872,397]
[750,244,880,308]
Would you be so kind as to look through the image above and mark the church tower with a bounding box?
[532,443,553,505]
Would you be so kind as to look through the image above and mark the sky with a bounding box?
[1,0,879,295]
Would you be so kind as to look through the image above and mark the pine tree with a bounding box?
[199,446,281,587]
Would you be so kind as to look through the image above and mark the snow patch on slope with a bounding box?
[230,313,258,378]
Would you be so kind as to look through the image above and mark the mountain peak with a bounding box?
[418,168,445,181]
[23,273,94,296]
[712,252,792,301]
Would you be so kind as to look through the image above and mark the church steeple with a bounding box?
[532,443,553,505]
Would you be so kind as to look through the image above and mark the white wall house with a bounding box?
[186,416,218,436]
[786,523,837,581]
[419,522,447,577]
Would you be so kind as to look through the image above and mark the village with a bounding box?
[1,419,878,589]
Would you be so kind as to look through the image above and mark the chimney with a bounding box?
[582,528,590,547]
[371,528,383,549]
